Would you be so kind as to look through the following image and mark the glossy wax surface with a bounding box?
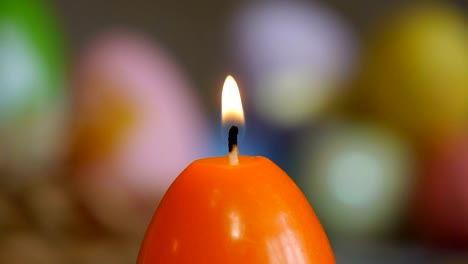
[138,156,335,263]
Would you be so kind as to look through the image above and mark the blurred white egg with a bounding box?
[230,1,357,127]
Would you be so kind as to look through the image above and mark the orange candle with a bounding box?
[137,76,335,263]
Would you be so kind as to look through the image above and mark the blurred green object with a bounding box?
[347,3,468,143]
[0,0,66,185]
[0,0,64,120]
[297,122,413,240]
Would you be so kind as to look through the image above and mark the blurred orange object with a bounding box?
[137,156,335,264]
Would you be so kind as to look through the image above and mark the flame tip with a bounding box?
[221,74,245,126]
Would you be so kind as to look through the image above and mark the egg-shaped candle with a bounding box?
[137,76,335,263]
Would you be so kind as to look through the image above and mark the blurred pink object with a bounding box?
[70,31,209,234]
[414,134,468,249]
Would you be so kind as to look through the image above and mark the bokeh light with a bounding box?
[297,122,414,241]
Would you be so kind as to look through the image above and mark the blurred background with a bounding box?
[0,0,467,263]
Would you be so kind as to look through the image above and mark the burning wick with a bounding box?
[228,126,239,165]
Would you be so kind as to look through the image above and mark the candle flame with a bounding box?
[222,75,245,126]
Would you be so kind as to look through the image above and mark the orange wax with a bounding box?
[137,156,335,263]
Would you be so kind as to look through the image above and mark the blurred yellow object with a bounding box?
[349,4,468,143]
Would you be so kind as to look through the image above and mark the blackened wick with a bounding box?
[228,126,238,152]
